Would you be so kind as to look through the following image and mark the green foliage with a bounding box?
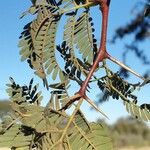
[0,79,113,149]
[64,11,97,64]
[18,0,97,87]
[6,77,43,104]
[96,62,150,121]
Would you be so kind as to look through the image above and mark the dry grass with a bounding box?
[1,147,150,150]
[119,147,150,150]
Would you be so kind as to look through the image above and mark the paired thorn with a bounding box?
[60,92,108,119]
[84,95,109,119]
[107,54,145,81]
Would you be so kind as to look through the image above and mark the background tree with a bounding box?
[111,117,150,147]
[97,117,150,148]
[112,0,150,78]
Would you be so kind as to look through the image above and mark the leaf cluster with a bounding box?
[0,79,113,150]
[19,0,97,88]
[96,64,150,121]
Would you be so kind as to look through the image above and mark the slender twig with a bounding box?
[73,121,97,149]
[60,1,96,15]
[13,108,31,117]
[66,135,72,150]
[109,81,131,103]
[1,117,20,133]
[40,129,63,134]
[49,98,84,150]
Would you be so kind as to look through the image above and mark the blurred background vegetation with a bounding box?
[111,0,150,79]
[97,117,150,148]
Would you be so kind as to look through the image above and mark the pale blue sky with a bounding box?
[0,0,150,123]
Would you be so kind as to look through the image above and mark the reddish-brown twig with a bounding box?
[61,0,144,113]
[77,0,110,98]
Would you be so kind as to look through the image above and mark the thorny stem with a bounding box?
[60,92,108,118]
[60,94,81,110]
[62,0,145,112]
[78,0,144,96]
[78,0,110,96]
[61,0,110,113]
